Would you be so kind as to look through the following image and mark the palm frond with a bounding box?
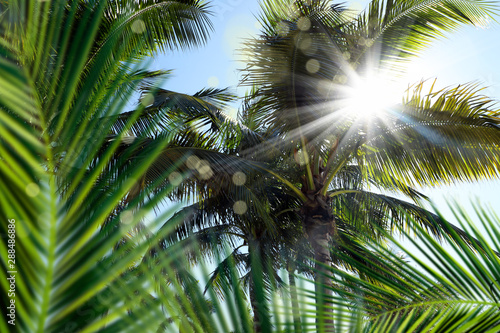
[332,188,496,256]
[204,249,250,300]
[109,87,237,137]
[111,67,172,102]
[327,203,500,332]
[360,81,500,187]
[0,1,219,332]
[354,0,498,73]
[87,0,213,67]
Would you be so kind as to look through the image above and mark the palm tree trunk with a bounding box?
[249,281,263,333]
[248,240,270,333]
[288,264,302,333]
[301,194,336,333]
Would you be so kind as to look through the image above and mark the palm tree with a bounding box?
[147,148,307,332]
[137,82,496,333]
[0,0,225,331]
[240,0,500,330]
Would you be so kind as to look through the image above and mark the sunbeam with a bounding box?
[341,73,403,119]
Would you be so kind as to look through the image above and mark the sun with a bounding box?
[342,74,403,118]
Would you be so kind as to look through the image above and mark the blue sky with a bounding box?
[148,0,500,227]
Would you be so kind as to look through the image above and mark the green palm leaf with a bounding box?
[360,81,500,187]
[354,0,497,73]
[327,203,500,332]
[86,0,213,66]
[109,87,238,137]
[0,1,220,332]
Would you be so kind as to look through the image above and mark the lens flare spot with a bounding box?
[121,135,135,144]
[168,171,183,186]
[297,17,311,31]
[131,19,146,34]
[186,155,201,170]
[120,210,134,225]
[232,171,246,186]
[297,35,312,51]
[317,80,332,97]
[207,76,219,86]
[294,149,309,166]
[197,160,213,179]
[334,74,348,84]
[233,201,247,215]
[277,21,290,36]
[26,183,40,197]
[140,93,154,107]
[306,59,320,73]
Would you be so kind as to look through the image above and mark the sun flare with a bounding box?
[343,75,403,118]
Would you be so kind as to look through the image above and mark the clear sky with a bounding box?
[147,0,500,229]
